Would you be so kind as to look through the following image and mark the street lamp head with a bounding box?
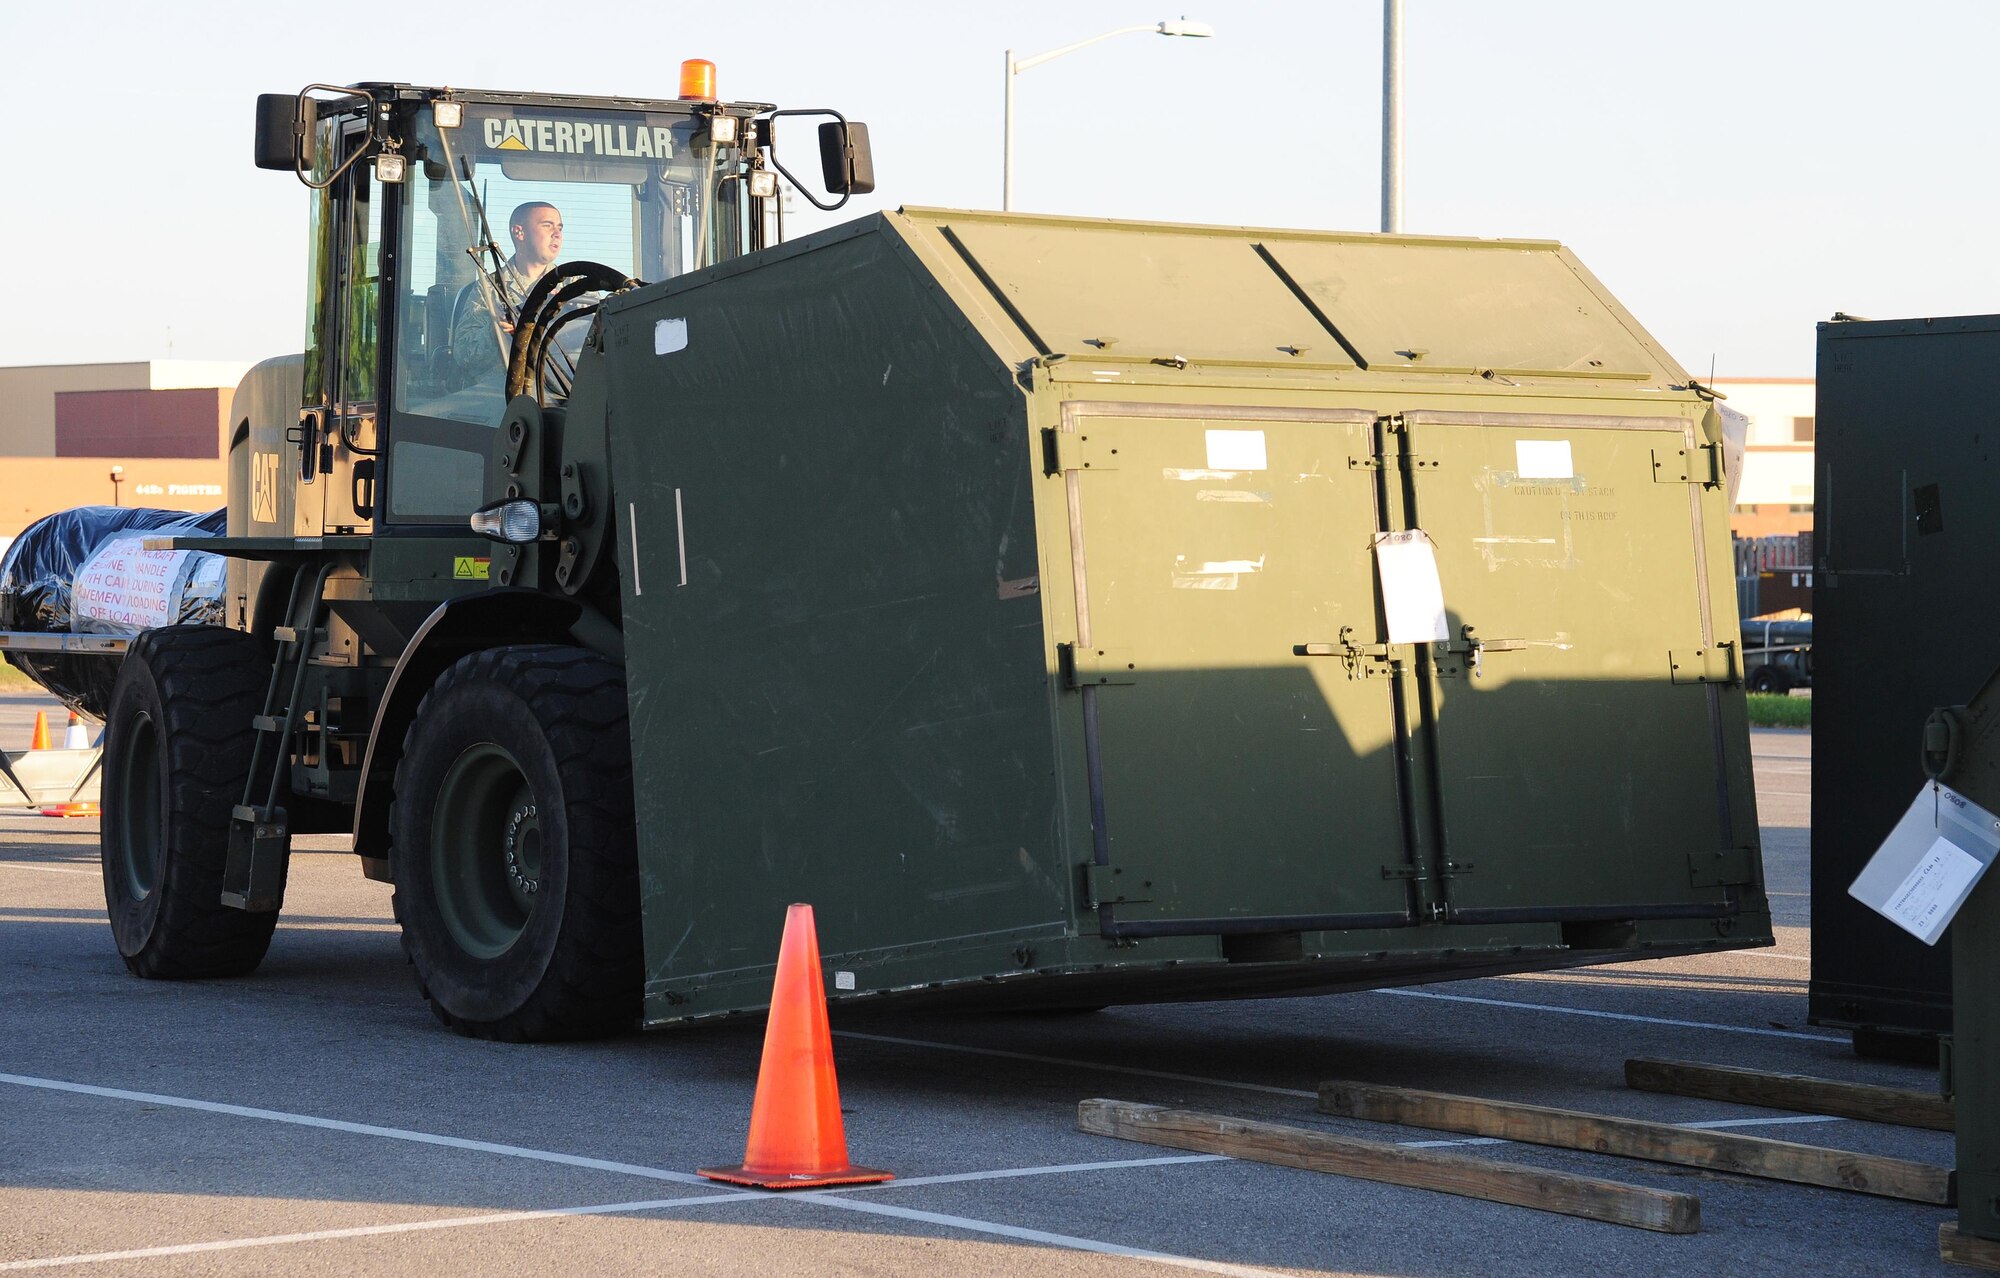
[1156,19,1214,37]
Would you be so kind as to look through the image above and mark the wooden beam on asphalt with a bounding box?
[1318,1080,1953,1205]
[1076,1099,1700,1234]
[1940,1222,2000,1271]
[1625,1057,1954,1132]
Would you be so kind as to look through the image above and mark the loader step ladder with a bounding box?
[223,563,334,912]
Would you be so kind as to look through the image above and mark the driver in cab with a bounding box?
[453,200,562,370]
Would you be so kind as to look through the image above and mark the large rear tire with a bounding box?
[389,645,641,1040]
[101,625,277,978]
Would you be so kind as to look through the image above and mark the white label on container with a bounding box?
[654,317,688,355]
[833,970,856,991]
[1515,439,1575,479]
[1886,836,1984,945]
[1373,529,1450,644]
[1205,429,1267,471]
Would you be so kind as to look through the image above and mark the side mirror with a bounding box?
[254,93,316,172]
[818,121,874,196]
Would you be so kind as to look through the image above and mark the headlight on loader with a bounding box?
[470,498,543,544]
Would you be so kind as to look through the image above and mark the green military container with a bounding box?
[1811,314,2000,1054]
[585,208,1771,1023]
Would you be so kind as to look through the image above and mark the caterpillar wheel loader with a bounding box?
[92,68,1772,1041]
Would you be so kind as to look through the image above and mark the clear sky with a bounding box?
[4,0,1995,377]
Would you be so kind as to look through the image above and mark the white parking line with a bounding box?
[0,1193,752,1272]
[870,1155,1227,1189]
[0,1072,714,1187]
[1370,988,1845,1042]
[1683,1113,1844,1130]
[0,1071,1259,1273]
[804,1196,1286,1277]
[0,863,94,876]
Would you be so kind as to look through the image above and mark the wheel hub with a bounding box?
[431,744,546,960]
[503,802,541,899]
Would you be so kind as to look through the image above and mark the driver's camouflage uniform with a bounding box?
[451,258,543,378]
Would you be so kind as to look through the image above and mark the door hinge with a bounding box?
[1058,643,1138,690]
[1688,846,1757,888]
[1043,428,1120,476]
[1082,863,1153,908]
[1348,455,1440,472]
[1669,641,1738,686]
[1651,443,1721,487]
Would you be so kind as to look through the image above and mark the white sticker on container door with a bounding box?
[1205,429,1267,471]
[1515,439,1574,479]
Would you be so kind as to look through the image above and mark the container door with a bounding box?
[1057,404,1416,936]
[1397,411,1735,920]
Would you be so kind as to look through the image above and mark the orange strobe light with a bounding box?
[679,59,717,101]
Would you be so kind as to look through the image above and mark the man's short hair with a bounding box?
[510,201,558,233]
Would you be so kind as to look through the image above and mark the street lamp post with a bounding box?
[109,465,124,507]
[1381,0,1403,232]
[1004,19,1214,212]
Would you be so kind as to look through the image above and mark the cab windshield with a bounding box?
[394,102,741,427]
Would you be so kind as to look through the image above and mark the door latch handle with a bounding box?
[1440,623,1525,678]
[1296,627,1396,680]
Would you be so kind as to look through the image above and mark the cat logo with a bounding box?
[251,451,281,523]
[482,115,675,160]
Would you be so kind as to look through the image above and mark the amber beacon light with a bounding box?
[678,59,717,101]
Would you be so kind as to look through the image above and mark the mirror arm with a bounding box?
[756,108,854,212]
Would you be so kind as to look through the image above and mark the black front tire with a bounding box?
[101,626,277,978]
[389,645,641,1041]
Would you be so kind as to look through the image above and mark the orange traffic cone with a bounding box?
[39,709,99,817]
[698,904,893,1189]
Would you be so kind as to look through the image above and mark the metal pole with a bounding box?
[1003,49,1015,211]
[1381,0,1403,233]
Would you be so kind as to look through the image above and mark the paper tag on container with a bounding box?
[1372,529,1450,645]
[1850,782,2000,945]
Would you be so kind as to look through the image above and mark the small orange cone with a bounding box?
[698,903,892,1189]
[37,709,99,816]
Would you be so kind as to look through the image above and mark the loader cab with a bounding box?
[253,80,845,537]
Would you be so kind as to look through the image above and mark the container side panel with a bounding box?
[1264,241,1658,377]
[939,221,1352,367]
[603,228,1061,1007]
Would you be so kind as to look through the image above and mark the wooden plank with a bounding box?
[1076,1098,1699,1234]
[1941,1223,2000,1271]
[1318,1079,1953,1206]
[1625,1057,1955,1132]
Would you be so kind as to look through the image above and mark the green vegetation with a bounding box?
[0,660,36,691]
[1747,692,1811,729]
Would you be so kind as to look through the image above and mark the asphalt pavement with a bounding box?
[0,692,1954,1276]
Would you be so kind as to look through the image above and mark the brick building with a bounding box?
[0,361,250,548]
